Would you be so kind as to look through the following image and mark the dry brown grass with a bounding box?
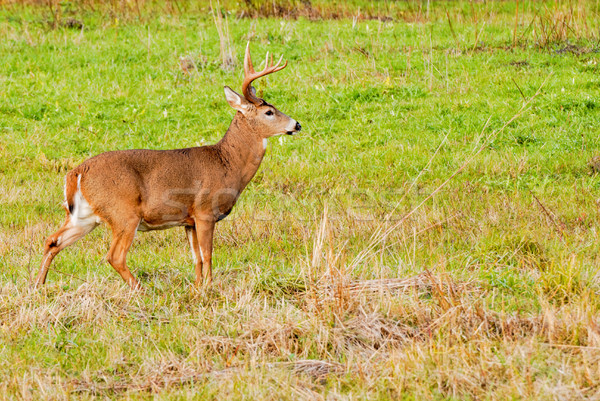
[2,216,600,399]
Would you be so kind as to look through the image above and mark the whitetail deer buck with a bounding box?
[33,44,301,290]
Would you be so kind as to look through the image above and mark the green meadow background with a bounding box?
[1,0,600,399]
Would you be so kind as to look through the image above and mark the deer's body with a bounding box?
[71,114,267,230]
[34,45,300,289]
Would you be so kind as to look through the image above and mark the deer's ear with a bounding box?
[224,86,251,114]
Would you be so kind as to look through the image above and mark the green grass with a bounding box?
[1,0,600,399]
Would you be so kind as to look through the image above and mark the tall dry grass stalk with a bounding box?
[210,0,235,71]
[513,0,520,47]
[527,1,598,48]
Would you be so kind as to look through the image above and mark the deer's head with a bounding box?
[224,44,301,138]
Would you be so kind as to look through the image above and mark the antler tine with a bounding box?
[244,42,255,75]
[241,45,288,105]
[273,54,286,71]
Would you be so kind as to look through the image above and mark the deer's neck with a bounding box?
[215,113,266,188]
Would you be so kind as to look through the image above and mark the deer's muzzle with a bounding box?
[287,121,301,135]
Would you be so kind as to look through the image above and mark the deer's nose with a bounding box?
[295,122,302,131]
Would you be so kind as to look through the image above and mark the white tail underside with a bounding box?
[70,175,102,230]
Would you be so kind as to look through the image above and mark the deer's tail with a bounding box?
[63,168,83,214]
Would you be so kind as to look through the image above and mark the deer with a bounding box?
[33,44,301,290]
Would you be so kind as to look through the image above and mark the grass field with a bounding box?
[1,0,600,399]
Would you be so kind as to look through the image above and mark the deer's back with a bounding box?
[70,147,227,225]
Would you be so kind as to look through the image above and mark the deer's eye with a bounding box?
[265,110,274,116]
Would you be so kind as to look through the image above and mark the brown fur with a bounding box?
[33,71,301,290]
[64,169,79,213]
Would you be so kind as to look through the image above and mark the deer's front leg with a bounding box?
[185,226,203,286]
[193,218,215,287]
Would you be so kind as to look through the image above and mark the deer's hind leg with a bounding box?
[34,213,98,287]
[105,216,143,290]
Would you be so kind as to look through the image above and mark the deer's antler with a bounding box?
[242,42,287,105]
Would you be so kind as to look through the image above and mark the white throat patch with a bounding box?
[263,138,268,150]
